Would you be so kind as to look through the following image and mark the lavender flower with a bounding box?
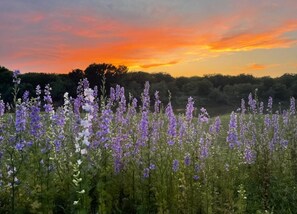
[13,70,21,85]
[209,116,221,134]
[143,168,150,178]
[226,112,239,148]
[184,153,191,166]
[198,107,209,123]
[15,101,27,133]
[248,93,257,113]
[0,98,4,117]
[290,97,296,115]
[142,82,150,111]
[259,101,264,114]
[30,105,42,138]
[166,103,176,145]
[137,110,149,146]
[244,145,254,164]
[172,159,179,172]
[267,96,273,113]
[44,84,54,115]
[186,97,194,122]
[97,105,113,147]
[154,91,161,114]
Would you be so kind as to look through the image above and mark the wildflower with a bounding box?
[30,104,42,138]
[0,98,5,117]
[193,175,199,181]
[172,159,179,172]
[186,97,194,122]
[44,84,54,115]
[22,90,29,103]
[77,189,85,194]
[198,107,209,123]
[244,145,254,164]
[15,142,25,151]
[227,112,239,148]
[15,101,27,133]
[166,103,176,145]
[248,93,257,113]
[290,97,296,115]
[259,101,264,114]
[154,91,161,114]
[209,116,221,134]
[13,70,21,85]
[142,82,150,111]
[137,110,149,146]
[143,168,150,178]
[184,153,191,166]
[267,96,273,113]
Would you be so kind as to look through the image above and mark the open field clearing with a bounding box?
[0,72,297,213]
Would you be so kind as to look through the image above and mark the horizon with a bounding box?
[1,0,297,77]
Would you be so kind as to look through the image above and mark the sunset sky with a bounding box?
[1,0,297,77]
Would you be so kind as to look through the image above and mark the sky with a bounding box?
[1,0,297,77]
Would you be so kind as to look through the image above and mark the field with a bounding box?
[0,72,297,213]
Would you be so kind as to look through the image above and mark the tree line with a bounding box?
[1,63,297,115]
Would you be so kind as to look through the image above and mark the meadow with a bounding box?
[0,71,297,213]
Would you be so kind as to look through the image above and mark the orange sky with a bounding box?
[1,0,297,77]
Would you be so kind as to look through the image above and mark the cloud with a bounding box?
[1,0,297,74]
[246,63,280,71]
[140,60,179,69]
[246,64,267,70]
[207,21,297,52]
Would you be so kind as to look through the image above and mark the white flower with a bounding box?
[73,200,79,205]
[77,159,82,166]
[77,189,85,194]
[81,148,87,155]
[82,103,92,112]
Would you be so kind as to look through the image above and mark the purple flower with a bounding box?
[30,105,42,138]
[22,91,29,103]
[15,142,25,151]
[44,84,54,114]
[149,163,156,170]
[200,137,210,159]
[267,96,273,113]
[209,116,221,134]
[259,101,264,114]
[198,107,209,123]
[184,153,191,166]
[15,102,27,133]
[142,82,150,111]
[13,70,21,85]
[97,106,113,145]
[154,91,161,114]
[193,175,199,181]
[186,97,194,122]
[290,97,296,115]
[0,99,5,116]
[227,112,239,148]
[248,93,257,113]
[172,159,179,172]
[143,168,150,178]
[244,145,254,164]
[178,118,186,144]
[110,87,115,102]
[166,103,177,145]
[137,110,149,146]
